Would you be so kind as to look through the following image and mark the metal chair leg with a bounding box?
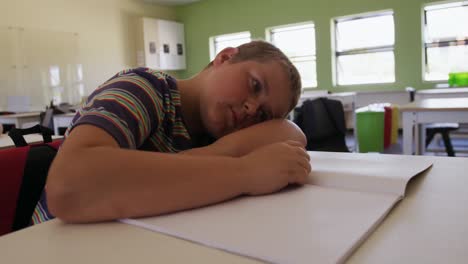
[441,131,455,157]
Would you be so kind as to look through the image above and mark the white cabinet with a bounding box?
[136,18,186,71]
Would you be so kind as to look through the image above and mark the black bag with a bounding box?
[294,98,350,152]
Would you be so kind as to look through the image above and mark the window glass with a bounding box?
[269,23,316,88]
[211,32,251,60]
[337,51,395,85]
[424,2,468,81]
[334,12,395,85]
[336,15,394,51]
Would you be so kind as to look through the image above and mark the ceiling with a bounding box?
[143,0,200,6]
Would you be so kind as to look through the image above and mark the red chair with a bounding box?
[0,126,61,236]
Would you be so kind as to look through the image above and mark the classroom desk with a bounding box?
[53,113,75,135]
[400,97,468,155]
[1,152,467,264]
[416,87,468,100]
[0,112,41,129]
[0,134,62,149]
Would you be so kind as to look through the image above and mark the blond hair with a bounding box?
[206,40,301,114]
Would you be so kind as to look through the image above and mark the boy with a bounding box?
[35,41,311,224]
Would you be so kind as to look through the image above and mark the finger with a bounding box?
[295,168,309,185]
[306,159,312,173]
[295,147,310,161]
[285,140,303,147]
[297,157,312,173]
[288,169,305,185]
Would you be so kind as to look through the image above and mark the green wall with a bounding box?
[175,0,446,92]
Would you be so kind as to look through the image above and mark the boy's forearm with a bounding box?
[47,146,248,223]
[208,119,306,157]
[47,120,306,223]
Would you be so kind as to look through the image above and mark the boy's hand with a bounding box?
[239,140,311,196]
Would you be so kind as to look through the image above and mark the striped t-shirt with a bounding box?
[32,68,193,224]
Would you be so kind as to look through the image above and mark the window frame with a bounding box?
[209,31,251,61]
[332,10,396,86]
[266,21,317,89]
[422,1,468,82]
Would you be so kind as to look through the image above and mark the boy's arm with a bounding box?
[46,124,310,223]
[182,119,306,157]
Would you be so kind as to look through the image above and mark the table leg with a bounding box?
[402,112,414,155]
[419,124,427,155]
[54,118,59,135]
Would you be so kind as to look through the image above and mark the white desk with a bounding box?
[400,98,468,155]
[0,134,62,149]
[1,152,467,264]
[53,113,75,135]
[416,87,468,100]
[0,112,41,129]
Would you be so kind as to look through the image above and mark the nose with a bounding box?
[243,98,259,116]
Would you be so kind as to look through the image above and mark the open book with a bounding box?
[120,152,433,264]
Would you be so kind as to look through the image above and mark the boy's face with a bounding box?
[200,49,292,138]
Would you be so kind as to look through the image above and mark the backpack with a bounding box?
[0,125,61,236]
[294,97,350,152]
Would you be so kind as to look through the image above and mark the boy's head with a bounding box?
[199,40,302,138]
[205,41,301,111]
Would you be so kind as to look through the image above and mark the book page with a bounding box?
[119,152,432,263]
[121,186,400,264]
[308,152,433,196]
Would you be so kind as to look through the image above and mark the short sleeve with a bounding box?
[68,73,167,149]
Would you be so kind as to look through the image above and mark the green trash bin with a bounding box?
[356,105,385,153]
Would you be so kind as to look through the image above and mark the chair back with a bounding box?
[40,108,54,130]
[294,98,349,152]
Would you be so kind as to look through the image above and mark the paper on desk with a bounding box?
[307,152,434,196]
[120,187,400,264]
[119,153,433,264]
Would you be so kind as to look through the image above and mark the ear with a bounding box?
[213,47,239,66]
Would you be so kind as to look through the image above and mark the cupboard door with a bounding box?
[158,20,186,70]
[173,22,186,70]
[139,18,186,71]
[157,19,172,70]
[142,18,160,69]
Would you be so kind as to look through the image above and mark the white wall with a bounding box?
[0,0,176,110]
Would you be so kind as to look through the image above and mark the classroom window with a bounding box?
[74,64,85,99]
[49,65,62,104]
[423,1,468,81]
[209,32,251,61]
[334,11,395,85]
[267,22,317,88]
